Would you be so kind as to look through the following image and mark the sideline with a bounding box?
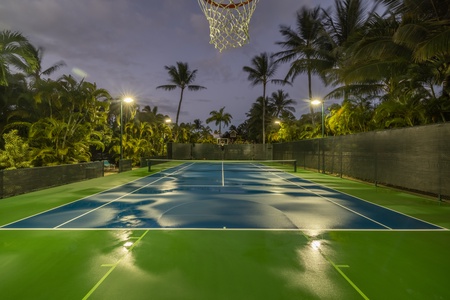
[82,230,149,299]
[301,231,370,300]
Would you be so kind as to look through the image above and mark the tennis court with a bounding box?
[1,161,449,299]
[2,161,441,230]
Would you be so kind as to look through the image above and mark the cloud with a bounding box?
[0,0,336,127]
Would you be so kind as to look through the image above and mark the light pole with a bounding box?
[120,97,134,160]
[311,99,324,138]
[312,99,325,173]
[273,120,281,143]
[163,118,172,157]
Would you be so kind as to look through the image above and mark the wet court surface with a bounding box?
[2,162,443,230]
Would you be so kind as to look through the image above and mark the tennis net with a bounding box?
[146,159,297,173]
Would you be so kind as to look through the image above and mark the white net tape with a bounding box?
[197,0,260,52]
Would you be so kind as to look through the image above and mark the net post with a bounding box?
[147,159,152,172]
[294,160,297,172]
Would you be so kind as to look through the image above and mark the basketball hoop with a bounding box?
[197,0,260,52]
[217,138,229,146]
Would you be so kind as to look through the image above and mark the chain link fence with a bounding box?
[169,143,273,160]
[273,123,450,200]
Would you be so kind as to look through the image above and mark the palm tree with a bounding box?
[25,47,65,123]
[193,119,203,132]
[27,75,111,164]
[325,13,410,127]
[320,0,377,92]
[321,0,380,61]
[0,30,37,86]
[206,107,232,136]
[245,96,272,143]
[123,121,154,162]
[327,96,374,135]
[373,92,428,128]
[27,45,65,84]
[268,90,296,120]
[391,0,450,121]
[138,105,163,123]
[156,62,206,126]
[332,1,450,124]
[243,52,285,144]
[0,73,31,134]
[176,122,194,143]
[318,0,382,133]
[273,6,333,122]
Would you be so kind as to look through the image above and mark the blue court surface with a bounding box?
[2,162,443,230]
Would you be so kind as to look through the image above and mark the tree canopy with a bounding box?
[1,0,449,168]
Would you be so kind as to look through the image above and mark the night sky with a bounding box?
[1,0,336,129]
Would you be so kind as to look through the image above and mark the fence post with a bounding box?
[374,152,378,187]
[0,169,3,199]
[317,139,320,173]
[321,138,325,174]
[340,142,343,178]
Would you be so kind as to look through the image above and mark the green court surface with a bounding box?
[1,167,450,299]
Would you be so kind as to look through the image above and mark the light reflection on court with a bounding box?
[2,162,443,230]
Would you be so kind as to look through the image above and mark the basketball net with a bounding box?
[197,0,260,52]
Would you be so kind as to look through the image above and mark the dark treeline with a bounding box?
[1,0,449,169]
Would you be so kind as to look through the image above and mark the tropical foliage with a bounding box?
[0,130,32,169]
[243,52,287,144]
[273,6,332,122]
[1,0,449,168]
[156,62,206,127]
[206,107,232,135]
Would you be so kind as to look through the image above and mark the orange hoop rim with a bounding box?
[203,0,254,9]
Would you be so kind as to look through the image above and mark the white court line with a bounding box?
[222,161,225,187]
[263,169,392,229]
[3,162,445,231]
[0,168,175,228]
[1,227,446,231]
[176,162,446,231]
[278,172,446,230]
[53,163,194,229]
[157,201,198,224]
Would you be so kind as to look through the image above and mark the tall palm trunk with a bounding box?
[173,87,185,142]
[176,87,185,126]
[262,82,266,144]
[307,65,315,126]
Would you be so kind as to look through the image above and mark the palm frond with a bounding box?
[187,85,206,91]
[414,26,450,62]
[156,84,177,91]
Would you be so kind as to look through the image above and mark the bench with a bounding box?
[103,160,115,171]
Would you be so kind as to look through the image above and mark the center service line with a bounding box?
[222,161,225,186]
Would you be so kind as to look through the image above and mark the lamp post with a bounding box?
[274,120,284,143]
[311,99,324,138]
[120,97,134,160]
[163,118,172,157]
[312,99,325,173]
